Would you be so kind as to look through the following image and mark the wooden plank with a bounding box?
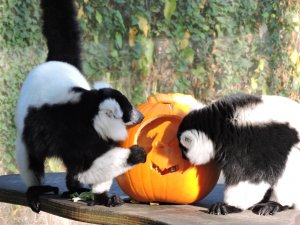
[1,173,299,225]
[0,173,168,225]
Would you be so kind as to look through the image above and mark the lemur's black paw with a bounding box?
[251,201,289,216]
[105,195,124,207]
[208,202,242,215]
[26,185,59,213]
[127,145,147,165]
[88,193,124,207]
[61,188,91,199]
[27,195,40,213]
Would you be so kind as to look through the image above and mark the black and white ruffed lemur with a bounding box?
[15,0,146,213]
[177,93,300,216]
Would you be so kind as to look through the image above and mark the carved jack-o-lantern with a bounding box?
[117,93,220,204]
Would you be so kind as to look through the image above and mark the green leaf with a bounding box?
[115,0,126,3]
[79,192,94,201]
[70,192,80,198]
[95,11,102,24]
[181,47,194,64]
[115,32,122,49]
[251,77,258,90]
[114,10,126,33]
[110,48,119,58]
[164,0,176,21]
[178,65,189,73]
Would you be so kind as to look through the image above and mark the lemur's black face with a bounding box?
[91,88,144,142]
[99,88,144,125]
[177,110,215,166]
[178,140,189,160]
[177,112,194,160]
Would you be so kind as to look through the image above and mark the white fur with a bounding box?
[226,95,300,210]
[77,147,134,185]
[15,61,90,187]
[93,81,111,90]
[232,95,300,135]
[189,101,205,111]
[271,147,300,209]
[225,181,271,210]
[180,129,214,165]
[15,135,41,187]
[15,61,90,132]
[93,99,128,141]
[189,101,206,112]
[92,180,113,194]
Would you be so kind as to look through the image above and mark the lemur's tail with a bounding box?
[41,0,82,71]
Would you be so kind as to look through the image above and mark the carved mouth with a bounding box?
[151,162,178,175]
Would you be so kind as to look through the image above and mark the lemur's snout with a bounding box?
[128,109,144,126]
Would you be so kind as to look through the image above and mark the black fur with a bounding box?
[251,201,290,216]
[88,192,124,207]
[177,93,300,215]
[41,0,82,70]
[71,87,137,124]
[26,186,59,213]
[178,93,299,186]
[209,202,242,215]
[23,88,137,192]
[19,0,146,213]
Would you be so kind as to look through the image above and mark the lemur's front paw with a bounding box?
[127,145,147,165]
[251,201,290,216]
[208,202,242,215]
[26,185,59,213]
[105,195,124,207]
[88,192,124,207]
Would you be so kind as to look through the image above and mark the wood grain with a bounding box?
[0,173,167,225]
[2,173,296,225]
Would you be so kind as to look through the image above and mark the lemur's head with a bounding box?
[177,109,215,165]
[91,82,144,142]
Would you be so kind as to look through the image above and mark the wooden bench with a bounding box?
[0,173,299,225]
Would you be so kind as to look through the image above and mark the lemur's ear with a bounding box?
[180,131,195,149]
[100,99,123,119]
[93,81,112,90]
[189,101,206,112]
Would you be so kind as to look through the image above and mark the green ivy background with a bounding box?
[0,0,299,174]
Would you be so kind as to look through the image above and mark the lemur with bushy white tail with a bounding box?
[177,93,300,215]
[15,0,146,213]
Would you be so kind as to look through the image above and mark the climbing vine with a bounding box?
[0,0,299,173]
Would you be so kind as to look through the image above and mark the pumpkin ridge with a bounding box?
[138,161,152,202]
[126,169,139,201]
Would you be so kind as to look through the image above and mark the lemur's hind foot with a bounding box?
[87,192,124,207]
[26,185,59,213]
[250,201,290,216]
[208,202,242,215]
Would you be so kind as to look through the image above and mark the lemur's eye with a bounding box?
[184,136,192,144]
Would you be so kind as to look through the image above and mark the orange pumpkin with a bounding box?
[117,93,220,204]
